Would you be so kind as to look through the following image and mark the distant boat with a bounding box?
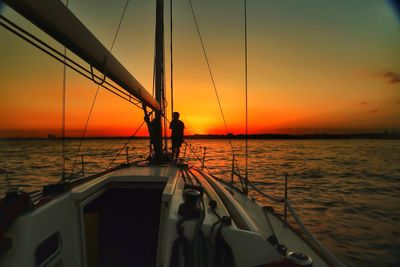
[0,1,345,266]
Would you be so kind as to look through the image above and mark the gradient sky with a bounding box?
[0,0,399,137]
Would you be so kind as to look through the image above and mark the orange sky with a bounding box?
[1,0,399,138]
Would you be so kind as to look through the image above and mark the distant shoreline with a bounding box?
[1,133,399,140]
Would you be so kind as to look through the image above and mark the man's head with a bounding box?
[173,112,180,120]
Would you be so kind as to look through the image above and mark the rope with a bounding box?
[70,0,131,178]
[244,0,249,193]
[187,0,244,190]
[106,120,146,170]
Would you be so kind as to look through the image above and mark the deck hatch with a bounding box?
[82,183,166,267]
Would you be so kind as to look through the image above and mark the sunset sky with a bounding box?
[0,0,399,137]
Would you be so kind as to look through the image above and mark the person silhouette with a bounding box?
[169,112,185,161]
[144,111,159,157]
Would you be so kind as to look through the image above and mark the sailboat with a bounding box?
[0,0,346,266]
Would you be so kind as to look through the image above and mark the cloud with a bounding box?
[369,109,379,113]
[360,101,369,105]
[396,101,400,104]
[382,71,400,84]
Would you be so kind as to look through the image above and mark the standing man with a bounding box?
[144,109,160,159]
[169,112,185,162]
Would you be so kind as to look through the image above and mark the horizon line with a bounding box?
[1,132,399,140]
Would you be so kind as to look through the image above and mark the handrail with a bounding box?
[285,202,346,267]
[248,179,282,203]
[216,173,346,267]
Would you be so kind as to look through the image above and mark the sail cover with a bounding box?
[3,0,160,111]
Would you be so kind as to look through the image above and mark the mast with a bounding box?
[154,0,166,161]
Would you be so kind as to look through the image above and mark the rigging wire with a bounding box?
[167,0,175,155]
[70,0,131,178]
[152,57,156,97]
[62,49,67,181]
[187,0,228,134]
[111,0,130,51]
[163,97,168,154]
[106,120,146,170]
[0,15,142,108]
[187,0,244,189]
[244,0,249,193]
[61,0,69,182]
[170,0,174,116]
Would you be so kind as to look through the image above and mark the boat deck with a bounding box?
[0,163,335,267]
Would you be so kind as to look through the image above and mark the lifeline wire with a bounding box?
[70,0,131,178]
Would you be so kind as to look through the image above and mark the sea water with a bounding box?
[0,139,399,267]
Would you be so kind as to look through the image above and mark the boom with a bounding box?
[3,0,160,111]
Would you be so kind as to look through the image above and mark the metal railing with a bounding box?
[246,176,345,267]
[163,141,344,267]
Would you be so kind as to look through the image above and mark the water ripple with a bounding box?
[0,139,399,267]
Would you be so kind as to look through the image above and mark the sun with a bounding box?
[182,115,218,135]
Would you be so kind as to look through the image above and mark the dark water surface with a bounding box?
[1,139,399,267]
